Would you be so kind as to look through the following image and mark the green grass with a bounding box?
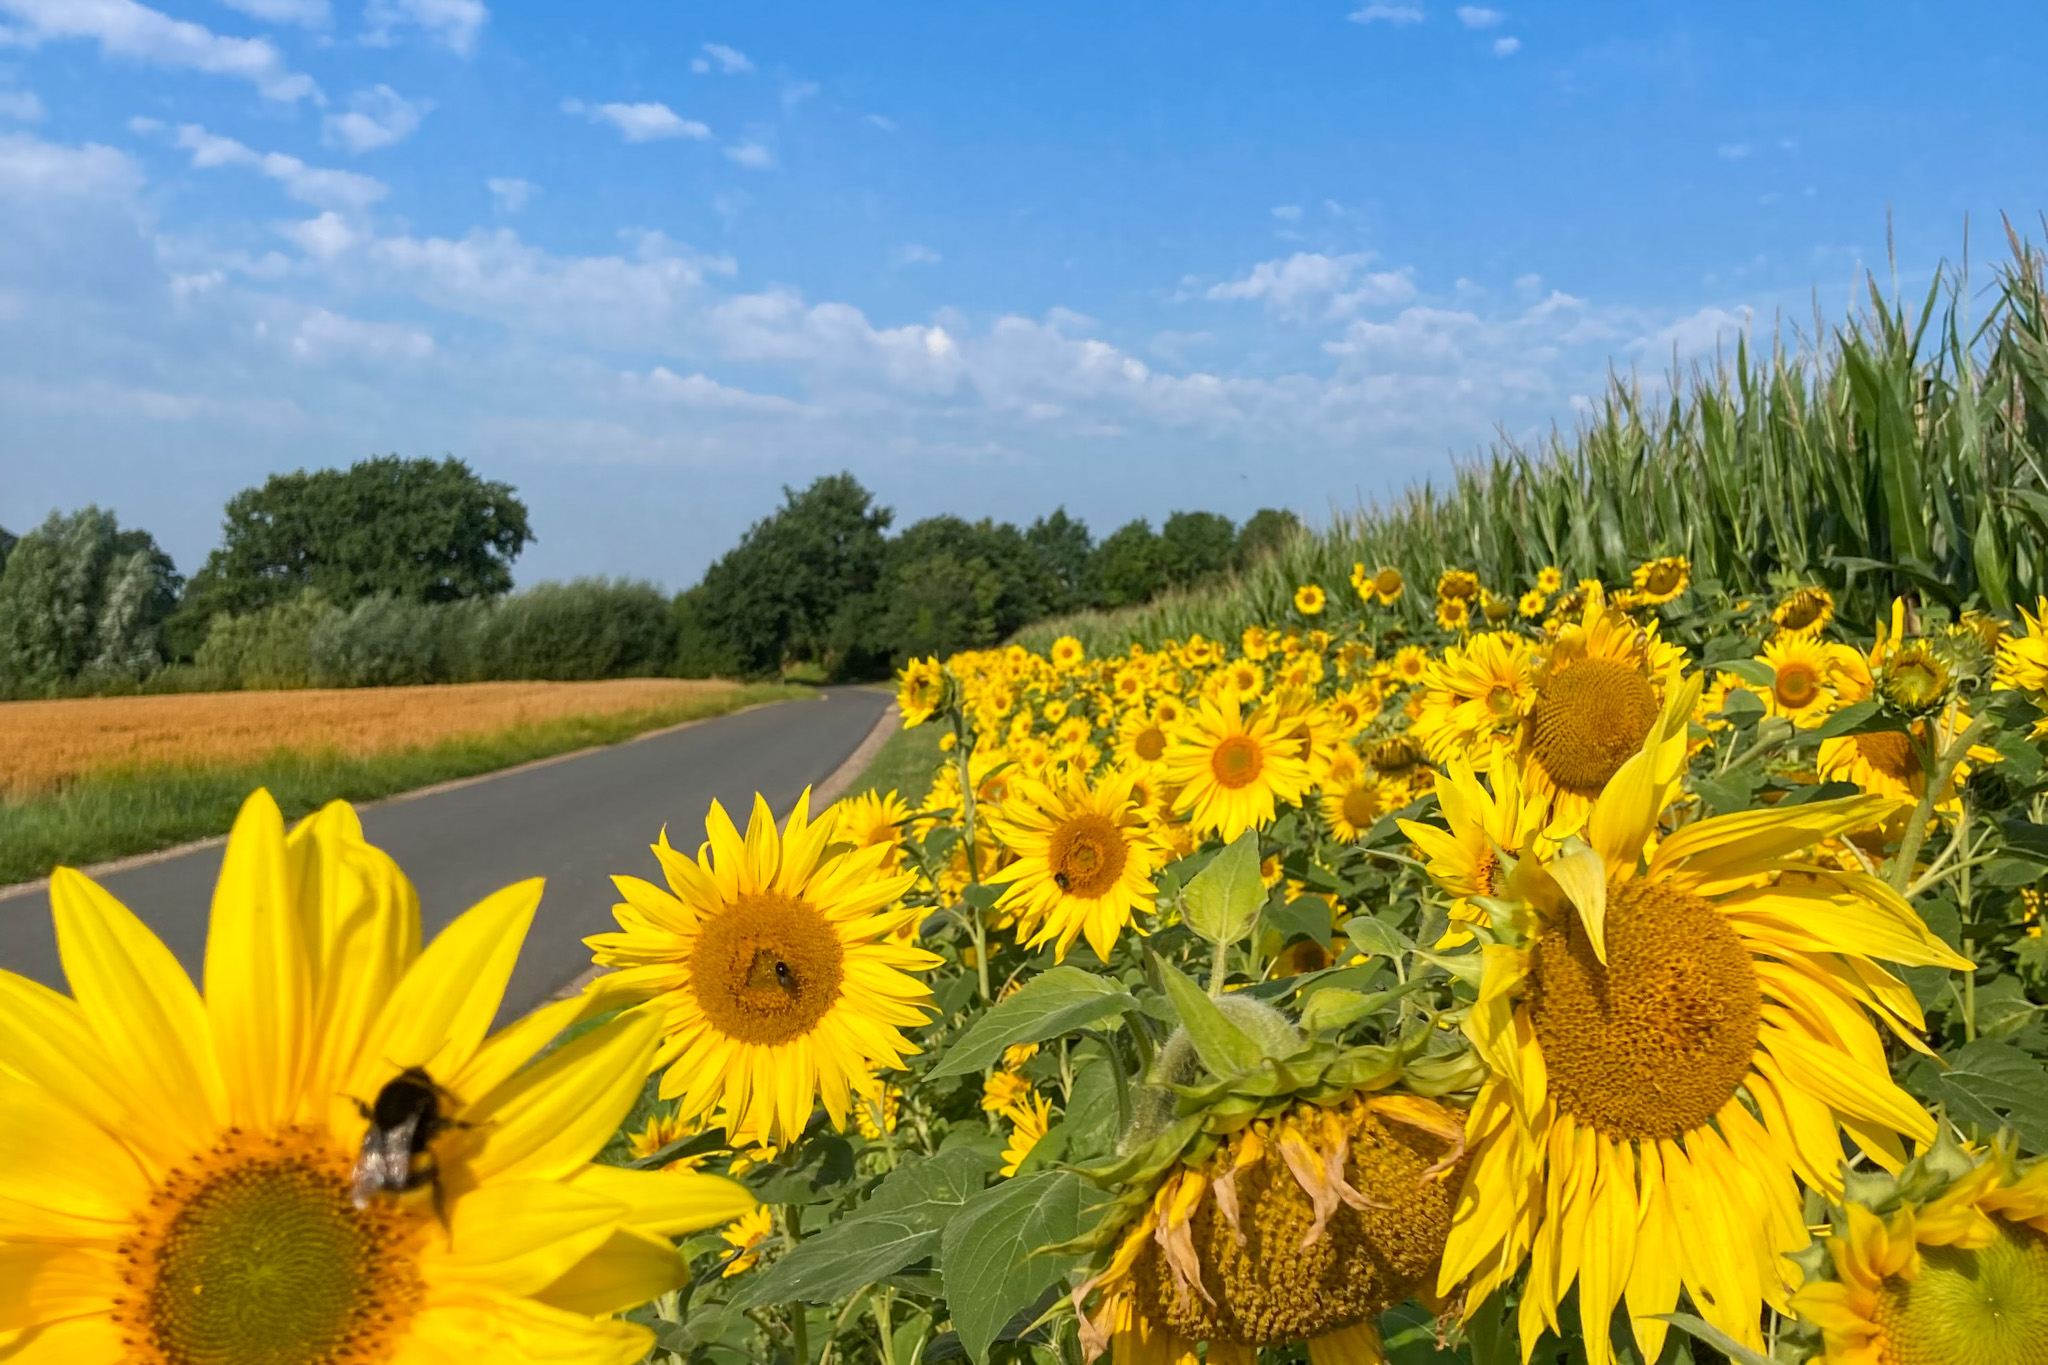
[845,717,947,806]
[0,684,805,885]
[1018,228,2048,656]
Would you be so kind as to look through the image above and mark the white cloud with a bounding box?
[0,0,316,101]
[217,0,328,26]
[278,210,359,260]
[624,367,802,412]
[0,89,44,120]
[1717,142,1752,159]
[1348,4,1424,23]
[363,0,487,56]
[863,113,897,131]
[695,42,753,74]
[323,86,431,154]
[487,176,534,212]
[724,136,775,169]
[286,307,434,362]
[0,130,138,199]
[893,243,941,267]
[781,80,819,111]
[1456,6,1504,27]
[1205,252,1416,322]
[561,99,710,143]
[1492,36,1520,55]
[164,124,388,211]
[1271,204,1302,222]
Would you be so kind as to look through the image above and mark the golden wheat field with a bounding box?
[0,678,743,795]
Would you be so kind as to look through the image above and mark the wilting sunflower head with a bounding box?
[898,656,950,726]
[586,789,937,1147]
[1083,1091,1466,1365]
[1368,733,1425,779]
[1370,566,1406,604]
[1790,1132,2048,1365]
[1436,568,1481,601]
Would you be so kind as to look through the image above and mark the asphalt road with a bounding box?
[0,687,891,1021]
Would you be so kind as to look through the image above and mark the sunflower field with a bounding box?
[8,546,2048,1364]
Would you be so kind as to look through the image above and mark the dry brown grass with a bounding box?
[0,679,742,796]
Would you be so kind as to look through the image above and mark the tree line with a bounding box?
[0,457,1297,697]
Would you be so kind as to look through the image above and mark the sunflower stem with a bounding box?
[783,1205,810,1365]
[952,715,995,1006]
[1887,711,1994,896]
[1207,935,1229,998]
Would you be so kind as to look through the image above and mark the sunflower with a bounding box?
[981,1069,1035,1116]
[1629,555,1690,605]
[1996,596,2048,734]
[1079,1091,1466,1365]
[1209,658,1266,708]
[1397,750,1550,945]
[1325,684,1382,737]
[1052,635,1087,671]
[1757,631,1858,728]
[999,1093,1054,1178]
[1319,770,1406,843]
[1773,585,1837,637]
[1817,606,1996,808]
[1439,675,1973,1365]
[585,790,939,1148]
[833,789,913,869]
[0,791,755,1365]
[1360,565,1405,605]
[1437,568,1481,601]
[1535,565,1563,595]
[1518,588,1685,834]
[1295,584,1327,616]
[1115,707,1175,770]
[1410,630,1535,767]
[983,768,1168,961]
[1517,589,1547,619]
[1163,698,1315,841]
[718,1207,777,1277]
[1435,596,1473,632]
[1480,591,1513,624]
[1790,1135,2048,1365]
[898,657,947,726]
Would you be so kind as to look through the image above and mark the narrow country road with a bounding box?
[0,687,892,1022]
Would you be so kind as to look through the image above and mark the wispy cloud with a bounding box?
[0,89,45,121]
[1717,142,1752,159]
[0,0,316,101]
[1456,6,1504,28]
[1271,204,1303,222]
[1349,3,1424,23]
[363,0,488,56]
[323,86,432,154]
[724,135,776,169]
[138,120,389,211]
[561,99,711,143]
[1492,36,1520,55]
[487,176,534,212]
[893,243,940,266]
[691,42,753,74]
[218,0,330,26]
[782,80,820,111]
[1205,251,1416,322]
[863,113,898,131]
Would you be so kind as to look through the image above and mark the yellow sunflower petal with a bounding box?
[48,867,226,1152]
[463,1008,661,1185]
[533,1228,689,1317]
[405,1295,653,1365]
[568,1165,757,1236]
[205,790,312,1131]
[0,1313,127,1363]
[0,1075,151,1223]
[422,1180,629,1297]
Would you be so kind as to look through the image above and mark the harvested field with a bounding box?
[0,679,744,796]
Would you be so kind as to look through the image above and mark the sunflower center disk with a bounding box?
[693,891,846,1046]
[1774,663,1820,710]
[1857,730,1921,783]
[130,1133,422,1365]
[1050,813,1129,899]
[1529,658,1660,796]
[1873,1223,2048,1365]
[1340,784,1384,830]
[1528,880,1761,1142]
[1210,736,1264,790]
[1134,727,1167,762]
[1132,1105,1461,1346]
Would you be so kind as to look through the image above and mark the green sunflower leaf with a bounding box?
[1157,959,1264,1078]
[1181,829,1264,946]
[926,966,1137,1080]
[938,1171,1098,1364]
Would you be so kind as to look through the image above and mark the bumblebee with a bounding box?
[351,1066,457,1221]
[1054,871,1071,891]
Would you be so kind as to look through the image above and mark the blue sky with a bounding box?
[3,0,2044,588]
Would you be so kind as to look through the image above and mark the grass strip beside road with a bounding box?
[845,716,947,805]
[0,683,804,886]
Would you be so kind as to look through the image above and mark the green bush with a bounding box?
[308,594,443,688]
[0,507,182,697]
[195,592,344,690]
[469,579,675,681]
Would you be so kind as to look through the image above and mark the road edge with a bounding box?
[0,691,812,904]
